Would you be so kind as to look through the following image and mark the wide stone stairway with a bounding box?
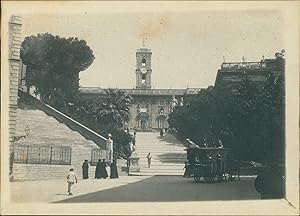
[14,104,101,180]
[131,131,187,176]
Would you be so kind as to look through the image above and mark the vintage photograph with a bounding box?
[1,1,299,215]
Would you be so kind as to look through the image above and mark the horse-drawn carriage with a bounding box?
[185,147,240,183]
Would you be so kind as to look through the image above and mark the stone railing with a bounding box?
[221,62,267,70]
[18,89,108,149]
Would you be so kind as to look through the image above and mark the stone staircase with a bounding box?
[13,103,103,181]
[130,132,187,176]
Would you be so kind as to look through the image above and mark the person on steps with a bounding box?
[147,153,152,168]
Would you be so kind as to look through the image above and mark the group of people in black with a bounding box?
[95,159,119,179]
[81,159,119,180]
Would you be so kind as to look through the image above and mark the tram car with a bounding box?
[185,147,239,183]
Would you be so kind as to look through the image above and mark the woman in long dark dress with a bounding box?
[82,159,89,179]
[95,159,102,179]
[102,159,108,179]
[110,160,119,179]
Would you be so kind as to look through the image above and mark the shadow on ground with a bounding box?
[54,176,260,203]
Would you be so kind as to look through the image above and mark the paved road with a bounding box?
[55,176,260,203]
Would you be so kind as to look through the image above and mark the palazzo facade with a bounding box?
[80,46,202,131]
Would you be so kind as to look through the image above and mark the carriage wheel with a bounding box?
[217,174,225,182]
[203,176,214,183]
[224,173,230,181]
[194,176,201,183]
[229,174,236,181]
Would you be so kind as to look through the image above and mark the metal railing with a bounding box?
[13,144,71,165]
[90,148,108,166]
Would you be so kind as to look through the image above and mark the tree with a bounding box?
[67,89,133,159]
[93,89,132,129]
[21,33,95,108]
[168,71,284,164]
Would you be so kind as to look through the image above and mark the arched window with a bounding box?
[141,74,146,84]
[141,58,146,66]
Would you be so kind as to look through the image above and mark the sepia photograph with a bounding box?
[1,1,299,215]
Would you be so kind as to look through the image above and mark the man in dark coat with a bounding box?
[254,163,285,199]
[95,159,102,179]
[102,159,108,179]
[82,159,89,179]
[110,159,119,179]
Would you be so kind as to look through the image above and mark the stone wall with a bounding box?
[13,158,127,181]
[13,146,98,181]
[8,15,22,152]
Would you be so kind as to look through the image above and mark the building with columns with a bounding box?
[80,46,202,131]
[214,54,285,89]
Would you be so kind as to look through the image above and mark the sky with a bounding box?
[20,6,284,89]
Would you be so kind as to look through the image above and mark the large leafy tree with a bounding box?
[94,89,132,129]
[168,66,284,164]
[68,89,133,159]
[21,33,95,108]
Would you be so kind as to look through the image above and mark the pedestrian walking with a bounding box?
[102,159,108,179]
[254,163,285,199]
[110,159,119,179]
[146,153,152,168]
[66,168,78,195]
[82,159,89,179]
[95,159,102,179]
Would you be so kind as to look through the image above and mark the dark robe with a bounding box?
[254,166,285,199]
[95,161,102,179]
[110,161,119,179]
[82,161,89,179]
[102,161,108,178]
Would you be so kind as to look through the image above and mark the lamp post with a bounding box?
[10,126,30,181]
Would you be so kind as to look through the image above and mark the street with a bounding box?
[53,176,260,203]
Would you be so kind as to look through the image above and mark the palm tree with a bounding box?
[94,89,132,129]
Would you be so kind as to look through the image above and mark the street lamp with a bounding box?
[10,125,30,181]
[25,126,30,136]
[13,125,30,142]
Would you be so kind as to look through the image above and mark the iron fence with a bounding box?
[13,144,71,165]
[90,148,107,166]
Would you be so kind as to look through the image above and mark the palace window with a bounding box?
[141,74,146,84]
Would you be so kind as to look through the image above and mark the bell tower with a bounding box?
[136,47,152,89]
